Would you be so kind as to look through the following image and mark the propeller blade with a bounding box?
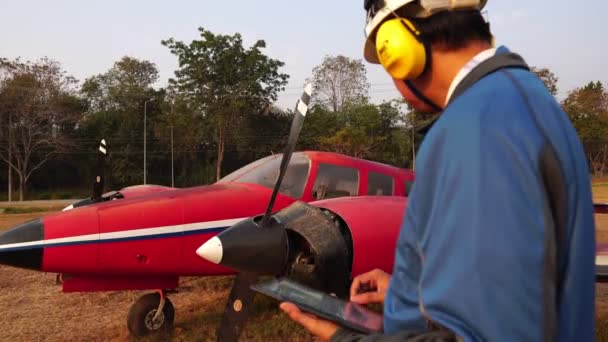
[261,83,312,227]
[92,139,107,201]
[215,83,313,342]
[216,272,258,341]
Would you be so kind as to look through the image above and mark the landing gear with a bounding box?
[127,290,175,336]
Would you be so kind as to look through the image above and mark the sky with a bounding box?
[1,0,606,109]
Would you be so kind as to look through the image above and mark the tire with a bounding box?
[127,293,175,336]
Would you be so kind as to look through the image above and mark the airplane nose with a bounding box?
[196,236,223,264]
[196,216,289,275]
[0,219,44,270]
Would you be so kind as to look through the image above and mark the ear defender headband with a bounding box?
[368,0,488,113]
[369,0,487,80]
[375,17,429,80]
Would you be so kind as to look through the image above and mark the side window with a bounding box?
[367,172,394,196]
[312,164,359,200]
[405,180,414,196]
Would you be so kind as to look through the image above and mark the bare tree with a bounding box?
[531,66,559,97]
[0,57,82,200]
[308,55,370,112]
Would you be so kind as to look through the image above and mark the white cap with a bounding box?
[364,0,488,63]
[196,236,223,264]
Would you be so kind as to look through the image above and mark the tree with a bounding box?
[308,55,370,112]
[153,90,210,186]
[234,105,291,159]
[314,100,406,163]
[0,57,83,200]
[298,104,341,151]
[562,81,608,175]
[81,56,159,115]
[162,28,289,181]
[531,66,558,97]
[80,56,161,187]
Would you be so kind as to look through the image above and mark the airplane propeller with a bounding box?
[62,139,109,211]
[92,138,108,201]
[214,84,312,341]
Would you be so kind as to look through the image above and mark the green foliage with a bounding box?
[531,66,559,96]
[298,99,409,167]
[562,81,608,175]
[79,56,162,187]
[162,28,289,180]
[234,106,292,160]
[1,207,47,214]
[4,33,607,199]
[298,105,341,150]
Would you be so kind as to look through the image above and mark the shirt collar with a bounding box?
[444,47,497,106]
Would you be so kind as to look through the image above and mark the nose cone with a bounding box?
[0,219,44,270]
[196,236,223,264]
[196,217,289,275]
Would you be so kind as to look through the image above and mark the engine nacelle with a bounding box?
[279,202,352,298]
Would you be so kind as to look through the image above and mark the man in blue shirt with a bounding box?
[280,0,596,341]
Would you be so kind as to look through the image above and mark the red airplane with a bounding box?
[3,83,603,341]
[196,188,608,342]
[0,150,414,336]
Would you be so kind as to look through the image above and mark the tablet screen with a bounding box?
[251,278,383,334]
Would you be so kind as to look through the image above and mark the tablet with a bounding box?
[251,277,383,334]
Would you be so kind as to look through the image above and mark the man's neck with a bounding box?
[413,41,493,108]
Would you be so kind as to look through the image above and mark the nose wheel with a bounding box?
[127,291,175,336]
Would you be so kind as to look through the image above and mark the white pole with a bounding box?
[8,112,12,202]
[169,101,175,188]
[171,123,174,188]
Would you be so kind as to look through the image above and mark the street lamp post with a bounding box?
[171,123,174,188]
[144,99,155,185]
[8,112,12,202]
[411,127,416,171]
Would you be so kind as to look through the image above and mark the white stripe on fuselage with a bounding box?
[0,217,247,250]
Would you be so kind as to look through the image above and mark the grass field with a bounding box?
[1,189,608,341]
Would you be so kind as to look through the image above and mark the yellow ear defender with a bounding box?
[375,18,428,80]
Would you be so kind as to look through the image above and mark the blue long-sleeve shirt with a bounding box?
[383,50,595,341]
[331,47,595,341]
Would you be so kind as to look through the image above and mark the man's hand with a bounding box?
[350,269,391,305]
[280,302,339,341]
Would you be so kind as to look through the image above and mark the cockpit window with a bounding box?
[218,153,311,199]
[218,154,276,183]
[367,172,394,196]
[312,163,359,200]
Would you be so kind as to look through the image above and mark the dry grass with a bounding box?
[0,268,313,341]
[2,187,608,340]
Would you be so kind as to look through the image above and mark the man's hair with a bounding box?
[408,10,493,49]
